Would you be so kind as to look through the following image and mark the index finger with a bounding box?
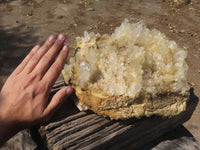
[11,45,40,76]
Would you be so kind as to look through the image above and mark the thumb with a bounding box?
[43,86,73,119]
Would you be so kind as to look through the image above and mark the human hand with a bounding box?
[0,34,73,145]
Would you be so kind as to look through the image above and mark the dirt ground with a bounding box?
[0,0,200,148]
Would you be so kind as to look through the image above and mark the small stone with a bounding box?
[189,7,194,10]
[164,12,168,16]
[196,41,200,45]
[87,8,95,11]
[193,54,199,59]
[183,46,188,50]
[89,26,93,30]
[181,29,185,33]
[27,12,32,16]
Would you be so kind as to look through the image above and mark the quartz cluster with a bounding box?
[62,19,190,119]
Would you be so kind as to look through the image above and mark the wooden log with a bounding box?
[34,77,199,150]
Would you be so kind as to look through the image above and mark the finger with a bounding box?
[12,45,40,76]
[23,35,56,74]
[43,45,69,87]
[42,86,73,118]
[33,34,66,78]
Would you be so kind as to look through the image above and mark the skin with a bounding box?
[0,34,73,146]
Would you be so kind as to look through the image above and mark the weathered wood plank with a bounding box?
[35,77,199,150]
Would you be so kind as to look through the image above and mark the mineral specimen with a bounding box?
[62,19,190,119]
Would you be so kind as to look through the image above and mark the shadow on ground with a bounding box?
[0,0,15,3]
[0,24,38,88]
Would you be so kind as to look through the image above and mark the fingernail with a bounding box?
[66,87,73,96]
[32,45,40,53]
[48,35,55,42]
[35,45,40,49]
[58,34,65,41]
[62,45,68,51]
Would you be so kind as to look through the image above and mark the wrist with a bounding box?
[0,110,21,146]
